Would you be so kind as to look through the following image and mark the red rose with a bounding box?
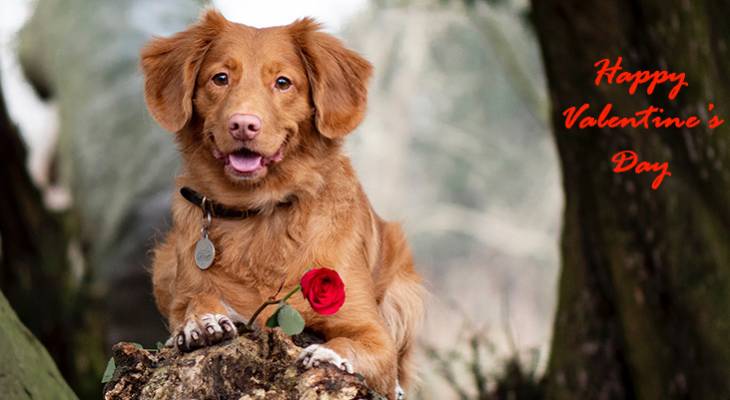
[300,268,346,315]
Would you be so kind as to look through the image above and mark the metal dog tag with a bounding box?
[195,235,215,270]
[195,204,215,270]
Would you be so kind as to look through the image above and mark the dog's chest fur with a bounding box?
[174,194,363,298]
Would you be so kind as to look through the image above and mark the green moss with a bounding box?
[0,292,77,400]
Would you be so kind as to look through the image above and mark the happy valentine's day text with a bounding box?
[561,57,725,190]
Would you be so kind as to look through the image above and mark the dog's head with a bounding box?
[141,10,371,188]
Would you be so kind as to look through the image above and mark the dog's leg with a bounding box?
[152,232,238,351]
[299,297,399,399]
[377,222,426,392]
[151,234,178,319]
[379,274,425,391]
[301,327,397,399]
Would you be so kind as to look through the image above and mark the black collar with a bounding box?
[179,186,293,220]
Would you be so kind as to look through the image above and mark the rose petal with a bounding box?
[299,267,346,315]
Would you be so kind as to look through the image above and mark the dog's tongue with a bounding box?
[228,151,262,173]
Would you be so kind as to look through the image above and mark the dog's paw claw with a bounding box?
[298,344,354,374]
[219,317,236,337]
[182,319,205,351]
[172,313,237,352]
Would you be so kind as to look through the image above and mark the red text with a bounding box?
[611,150,671,190]
[595,57,688,100]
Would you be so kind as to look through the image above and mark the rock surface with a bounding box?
[103,329,383,400]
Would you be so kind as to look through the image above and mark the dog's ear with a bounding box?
[290,18,373,139]
[140,9,228,132]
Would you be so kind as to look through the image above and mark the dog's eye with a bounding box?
[275,76,292,91]
[212,73,228,86]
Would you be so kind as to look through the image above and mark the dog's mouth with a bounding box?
[213,145,284,176]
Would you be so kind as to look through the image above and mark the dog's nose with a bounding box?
[228,114,261,140]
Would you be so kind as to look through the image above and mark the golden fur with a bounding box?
[141,10,425,398]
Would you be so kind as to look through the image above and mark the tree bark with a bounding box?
[0,291,77,400]
[531,1,730,399]
[103,329,383,400]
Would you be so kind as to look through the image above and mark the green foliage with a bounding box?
[101,358,116,384]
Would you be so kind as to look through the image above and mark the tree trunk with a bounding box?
[531,1,730,399]
[0,68,103,397]
[104,329,383,400]
[17,0,192,355]
[0,291,77,399]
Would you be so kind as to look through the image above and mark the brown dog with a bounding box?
[141,10,425,399]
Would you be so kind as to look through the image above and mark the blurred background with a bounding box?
[2,0,728,399]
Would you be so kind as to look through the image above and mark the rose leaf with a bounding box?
[266,308,280,328]
[277,304,305,335]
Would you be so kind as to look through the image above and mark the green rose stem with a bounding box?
[245,284,301,330]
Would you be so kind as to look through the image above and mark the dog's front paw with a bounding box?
[298,344,354,374]
[172,313,237,352]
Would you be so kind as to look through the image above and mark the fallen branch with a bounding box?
[103,328,383,399]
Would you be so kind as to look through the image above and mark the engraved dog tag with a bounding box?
[195,236,215,270]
